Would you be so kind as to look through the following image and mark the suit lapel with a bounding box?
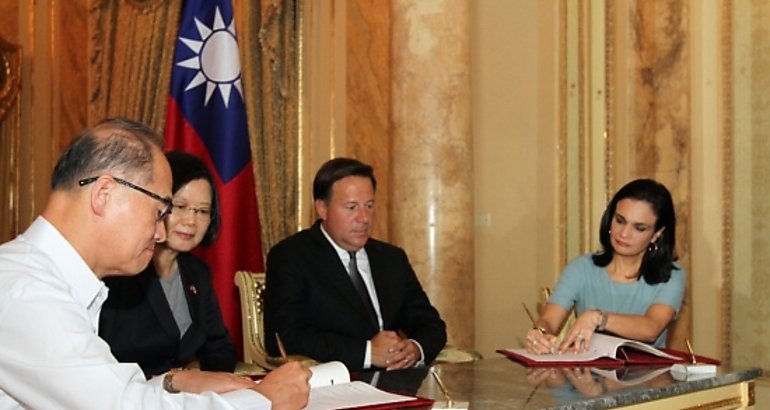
[138,268,180,341]
[365,242,390,327]
[177,255,204,359]
[178,255,201,328]
[310,222,379,332]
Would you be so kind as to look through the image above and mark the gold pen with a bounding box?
[523,302,558,354]
[522,302,547,334]
[685,338,697,364]
[275,332,288,362]
[431,368,453,407]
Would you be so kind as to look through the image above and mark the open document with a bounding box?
[497,333,720,367]
[305,361,433,410]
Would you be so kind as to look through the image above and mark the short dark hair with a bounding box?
[593,178,679,284]
[165,151,221,246]
[51,118,162,190]
[312,158,377,202]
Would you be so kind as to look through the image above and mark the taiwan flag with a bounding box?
[164,0,262,359]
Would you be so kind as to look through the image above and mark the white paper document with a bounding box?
[304,361,423,410]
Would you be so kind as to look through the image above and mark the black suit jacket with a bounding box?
[264,220,446,370]
[99,253,236,377]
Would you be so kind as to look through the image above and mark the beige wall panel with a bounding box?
[471,0,550,357]
[690,0,724,360]
[729,0,770,372]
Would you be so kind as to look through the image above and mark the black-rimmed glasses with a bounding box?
[78,176,173,221]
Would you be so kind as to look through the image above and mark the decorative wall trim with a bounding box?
[720,0,734,367]
[604,0,614,200]
[559,0,568,267]
[578,0,587,253]
[296,0,305,232]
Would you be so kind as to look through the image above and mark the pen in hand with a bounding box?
[275,332,288,362]
[522,303,556,354]
[522,302,547,335]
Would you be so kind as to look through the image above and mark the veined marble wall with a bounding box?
[301,0,475,348]
[562,0,693,351]
[610,0,693,350]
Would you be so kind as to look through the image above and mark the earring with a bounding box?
[647,242,659,253]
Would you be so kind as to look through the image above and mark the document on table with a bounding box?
[498,333,719,367]
[304,361,433,410]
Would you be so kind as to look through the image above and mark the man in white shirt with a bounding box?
[0,118,309,409]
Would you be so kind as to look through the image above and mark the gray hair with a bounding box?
[51,118,163,190]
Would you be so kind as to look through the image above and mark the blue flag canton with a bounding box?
[170,0,250,184]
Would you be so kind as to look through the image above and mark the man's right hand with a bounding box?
[166,369,255,394]
[252,361,311,410]
[525,327,559,354]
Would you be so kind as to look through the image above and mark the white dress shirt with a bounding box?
[0,217,269,410]
[319,225,425,369]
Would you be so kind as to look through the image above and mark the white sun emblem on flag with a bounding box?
[176,7,243,108]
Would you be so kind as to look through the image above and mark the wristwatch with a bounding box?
[163,368,181,394]
[596,310,608,332]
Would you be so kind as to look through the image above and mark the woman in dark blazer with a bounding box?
[99,151,235,378]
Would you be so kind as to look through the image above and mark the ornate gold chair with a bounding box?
[233,271,316,370]
[435,345,483,363]
[235,270,481,368]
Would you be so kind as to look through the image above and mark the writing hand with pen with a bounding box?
[523,303,560,355]
[524,303,606,355]
[266,333,313,410]
[525,326,560,355]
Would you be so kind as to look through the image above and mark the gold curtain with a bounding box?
[236,0,300,259]
[0,36,21,242]
[88,0,180,130]
[88,0,300,261]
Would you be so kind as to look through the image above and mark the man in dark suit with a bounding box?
[264,158,447,371]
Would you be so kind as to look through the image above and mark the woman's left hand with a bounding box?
[559,310,601,353]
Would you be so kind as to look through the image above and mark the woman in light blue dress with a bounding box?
[526,179,683,354]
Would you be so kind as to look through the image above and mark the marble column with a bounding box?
[390,0,473,348]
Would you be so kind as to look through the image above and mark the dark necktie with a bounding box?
[348,251,378,328]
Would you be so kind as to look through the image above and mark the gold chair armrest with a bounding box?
[435,345,483,363]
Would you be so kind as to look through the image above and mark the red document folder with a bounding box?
[339,396,434,410]
[497,333,721,368]
[497,347,720,368]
